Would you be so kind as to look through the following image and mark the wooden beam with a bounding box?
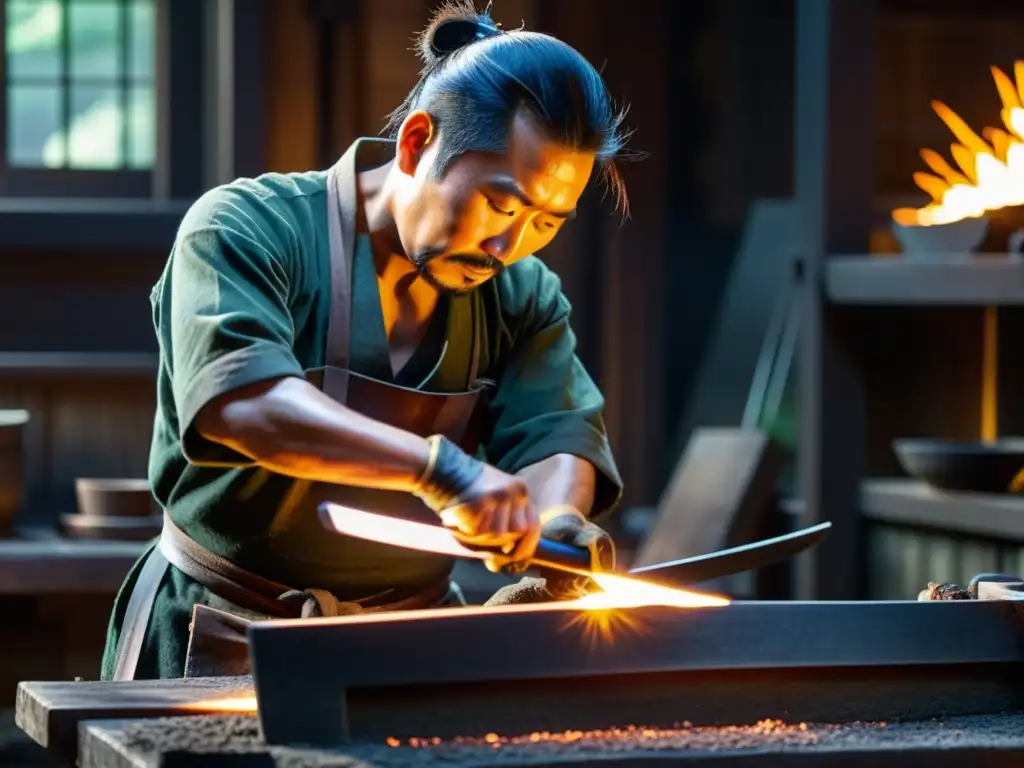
[203,0,269,185]
[153,0,205,200]
[15,676,254,765]
[794,0,876,599]
[593,0,671,506]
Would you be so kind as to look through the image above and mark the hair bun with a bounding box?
[419,5,501,66]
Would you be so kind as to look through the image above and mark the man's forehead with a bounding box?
[496,113,595,214]
[506,111,593,176]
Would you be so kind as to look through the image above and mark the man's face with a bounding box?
[393,109,596,295]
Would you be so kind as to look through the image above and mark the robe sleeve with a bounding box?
[156,184,306,466]
[484,259,624,519]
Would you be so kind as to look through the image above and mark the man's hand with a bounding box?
[536,507,615,600]
[413,435,542,568]
[437,464,542,567]
[481,510,616,606]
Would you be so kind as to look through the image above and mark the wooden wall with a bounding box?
[0,376,155,524]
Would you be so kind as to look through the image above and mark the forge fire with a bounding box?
[894,60,1024,226]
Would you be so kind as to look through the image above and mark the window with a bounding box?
[1,0,156,193]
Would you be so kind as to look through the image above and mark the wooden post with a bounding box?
[794,0,875,599]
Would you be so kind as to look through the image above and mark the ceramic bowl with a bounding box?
[891,216,989,258]
[75,478,156,518]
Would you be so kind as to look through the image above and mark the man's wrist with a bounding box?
[412,435,444,492]
[413,435,485,512]
[539,505,587,528]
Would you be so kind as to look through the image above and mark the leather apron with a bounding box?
[111,138,487,680]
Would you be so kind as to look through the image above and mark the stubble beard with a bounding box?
[410,248,504,297]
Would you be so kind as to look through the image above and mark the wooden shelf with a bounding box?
[861,478,1024,541]
[0,528,146,594]
[0,352,158,376]
[826,255,1024,305]
[0,198,191,251]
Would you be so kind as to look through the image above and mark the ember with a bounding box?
[385,719,827,750]
[893,60,1024,226]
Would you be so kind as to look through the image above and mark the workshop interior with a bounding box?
[4,0,1024,765]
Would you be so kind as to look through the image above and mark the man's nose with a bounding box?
[481,219,527,261]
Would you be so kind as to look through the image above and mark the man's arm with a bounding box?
[165,187,430,493]
[193,377,430,493]
[515,453,596,517]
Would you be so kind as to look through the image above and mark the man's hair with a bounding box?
[385,1,631,214]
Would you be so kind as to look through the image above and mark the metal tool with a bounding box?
[629,521,832,585]
[318,502,831,584]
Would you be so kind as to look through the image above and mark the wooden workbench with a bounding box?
[18,676,1024,767]
[16,677,254,764]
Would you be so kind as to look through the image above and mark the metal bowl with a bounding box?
[892,438,1024,494]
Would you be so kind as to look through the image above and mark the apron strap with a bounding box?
[158,512,298,618]
[323,155,355,403]
[115,511,459,680]
[111,543,170,681]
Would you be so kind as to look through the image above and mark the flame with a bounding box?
[893,62,1024,227]
[578,572,730,610]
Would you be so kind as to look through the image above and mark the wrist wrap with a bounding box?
[413,435,485,511]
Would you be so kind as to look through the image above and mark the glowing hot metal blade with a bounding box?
[319,502,486,560]
[318,502,730,608]
[318,501,596,577]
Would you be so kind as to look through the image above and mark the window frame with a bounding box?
[0,0,266,251]
[0,0,157,198]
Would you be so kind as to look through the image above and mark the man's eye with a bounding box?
[487,199,514,216]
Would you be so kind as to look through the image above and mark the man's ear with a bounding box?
[396,111,435,176]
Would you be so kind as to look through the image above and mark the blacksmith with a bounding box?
[101,1,629,680]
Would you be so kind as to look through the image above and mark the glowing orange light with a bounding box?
[580,572,730,610]
[894,61,1024,226]
[181,695,258,713]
